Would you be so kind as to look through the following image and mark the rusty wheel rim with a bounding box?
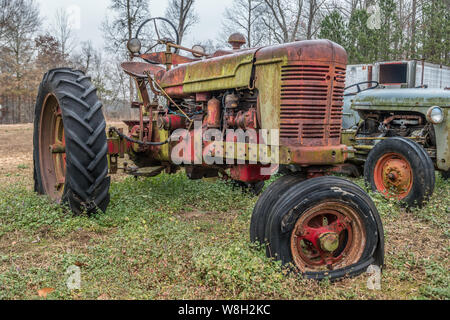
[373,153,413,200]
[39,94,66,202]
[290,201,366,272]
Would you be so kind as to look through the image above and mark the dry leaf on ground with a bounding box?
[38,287,54,298]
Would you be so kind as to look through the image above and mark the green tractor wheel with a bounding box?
[364,137,435,207]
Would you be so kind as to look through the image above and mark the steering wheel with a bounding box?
[135,17,180,54]
[344,81,380,96]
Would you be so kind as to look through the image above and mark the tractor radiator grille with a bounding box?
[280,64,346,145]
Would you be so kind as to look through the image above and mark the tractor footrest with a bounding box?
[125,166,166,178]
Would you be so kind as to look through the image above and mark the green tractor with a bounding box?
[343,86,449,207]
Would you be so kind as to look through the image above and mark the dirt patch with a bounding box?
[0,123,34,187]
[0,227,115,274]
[0,122,131,187]
[385,212,448,260]
[176,206,240,223]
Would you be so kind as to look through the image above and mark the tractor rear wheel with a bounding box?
[264,177,384,281]
[364,137,435,207]
[33,68,110,215]
[250,173,305,245]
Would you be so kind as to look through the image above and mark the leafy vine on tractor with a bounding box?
[33,17,384,281]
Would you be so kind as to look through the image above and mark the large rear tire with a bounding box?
[264,177,384,281]
[364,137,435,207]
[33,68,110,215]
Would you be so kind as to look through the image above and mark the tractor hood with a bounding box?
[352,88,450,110]
[159,40,347,97]
[159,49,258,96]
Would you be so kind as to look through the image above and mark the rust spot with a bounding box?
[121,62,165,79]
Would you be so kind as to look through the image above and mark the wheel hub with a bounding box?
[387,172,397,181]
[39,94,66,202]
[290,202,366,272]
[374,153,413,199]
[319,232,340,252]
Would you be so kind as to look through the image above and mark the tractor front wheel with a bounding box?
[33,68,110,215]
[264,177,384,281]
[250,173,305,245]
[364,137,435,207]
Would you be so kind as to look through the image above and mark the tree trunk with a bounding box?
[306,0,314,40]
[410,0,417,58]
[126,0,134,105]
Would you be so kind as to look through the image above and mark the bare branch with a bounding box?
[165,0,198,45]
[221,0,267,47]
[51,8,77,56]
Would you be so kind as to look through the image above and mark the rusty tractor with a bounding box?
[342,83,450,207]
[33,18,384,281]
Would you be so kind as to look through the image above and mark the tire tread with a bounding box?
[33,67,110,215]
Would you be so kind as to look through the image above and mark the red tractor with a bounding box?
[33,18,384,281]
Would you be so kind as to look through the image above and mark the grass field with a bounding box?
[0,123,448,300]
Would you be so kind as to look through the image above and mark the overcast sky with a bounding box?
[36,0,233,51]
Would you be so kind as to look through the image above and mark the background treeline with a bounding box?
[0,0,449,124]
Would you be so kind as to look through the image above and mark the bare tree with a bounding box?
[72,40,96,73]
[51,8,76,57]
[409,0,417,57]
[34,34,67,70]
[0,0,13,42]
[101,0,151,104]
[221,0,266,48]
[101,0,151,58]
[81,41,96,73]
[72,41,113,102]
[261,0,304,43]
[320,0,369,21]
[304,0,327,39]
[194,39,220,55]
[165,0,198,45]
[0,0,40,54]
[334,0,362,17]
[0,0,41,123]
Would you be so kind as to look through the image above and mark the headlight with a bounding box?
[127,38,141,54]
[427,106,444,124]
